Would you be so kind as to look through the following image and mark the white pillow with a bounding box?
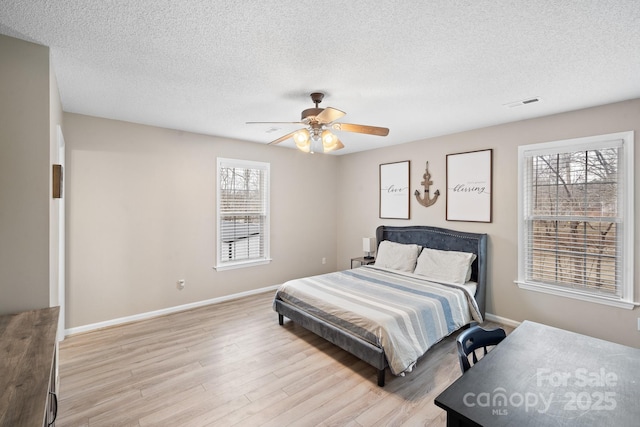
[374,240,422,272]
[413,247,477,285]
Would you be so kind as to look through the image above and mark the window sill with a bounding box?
[514,280,639,310]
[214,258,272,271]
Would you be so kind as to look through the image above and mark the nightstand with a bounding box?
[350,256,376,268]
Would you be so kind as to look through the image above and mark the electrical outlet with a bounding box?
[637,317,640,331]
[177,279,185,290]
[322,257,327,265]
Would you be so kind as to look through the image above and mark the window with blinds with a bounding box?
[517,131,635,309]
[215,158,270,270]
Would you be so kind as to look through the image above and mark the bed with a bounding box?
[273,225,488,386]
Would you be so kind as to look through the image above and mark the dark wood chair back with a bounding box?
[457,324,506,373]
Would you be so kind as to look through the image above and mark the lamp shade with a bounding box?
[293,129,311,152]
[321,130,344,152]
[362,237,376,258]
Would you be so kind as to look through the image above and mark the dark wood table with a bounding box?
[435,320,640,426]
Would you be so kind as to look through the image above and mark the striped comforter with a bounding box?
[274,265,483,375]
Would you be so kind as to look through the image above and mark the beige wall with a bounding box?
[337,99,640,347]
[63,113,338,328]
[0,34,57,314]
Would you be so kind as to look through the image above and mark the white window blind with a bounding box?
[215,158,270,270]
[517,132,635,309]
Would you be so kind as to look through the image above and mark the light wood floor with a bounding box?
[58,291,510,426]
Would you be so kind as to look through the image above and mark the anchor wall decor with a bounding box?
[414,161,440,207]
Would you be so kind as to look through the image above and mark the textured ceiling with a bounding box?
[1,1,639,154]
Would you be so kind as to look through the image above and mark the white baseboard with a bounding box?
[65,284,281,336]
[484,312,521,328]
[65,288,521,336]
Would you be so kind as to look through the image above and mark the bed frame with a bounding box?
[274,225,488,386]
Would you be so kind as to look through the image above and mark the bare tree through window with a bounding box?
[218,160,269,265]
[526,148,620,294]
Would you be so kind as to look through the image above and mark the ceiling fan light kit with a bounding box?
[247,92,389,154]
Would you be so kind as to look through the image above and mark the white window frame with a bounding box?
[215,158,271,271]
[516,131,636,309]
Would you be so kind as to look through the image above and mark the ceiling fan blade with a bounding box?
[331,123,389,136]
[268,129,300,145]
[315,107,346,124]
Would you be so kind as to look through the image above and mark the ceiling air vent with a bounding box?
[503,97,541,108]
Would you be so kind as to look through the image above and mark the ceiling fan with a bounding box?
[247,92,389,153]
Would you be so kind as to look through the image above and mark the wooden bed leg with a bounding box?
[278,314,284,325]
[377,369,385,387]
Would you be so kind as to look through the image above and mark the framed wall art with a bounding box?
[446,149,492,222]
[379,160,410,219]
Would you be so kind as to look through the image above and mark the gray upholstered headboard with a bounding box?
[375,225,488,318]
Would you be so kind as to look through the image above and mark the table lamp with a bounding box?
[363,237,376,259]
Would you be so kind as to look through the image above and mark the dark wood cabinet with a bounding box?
[0,307,59,427]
